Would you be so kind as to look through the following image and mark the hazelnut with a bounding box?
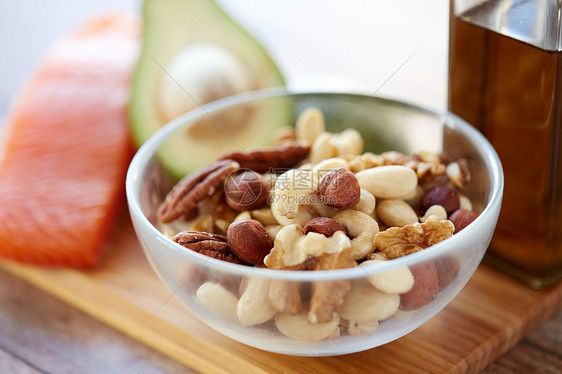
[224,169,269,212]
[399,261,438,311]
[317,168,360,209]
[303,217,347,237]
[434,256,459,291]
[421,186,459,215]
[449,209,478,233]
[227,219,273,265]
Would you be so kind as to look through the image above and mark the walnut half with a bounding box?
[308,250,357,324]
[374,215,454,259]
[173,231,248,265]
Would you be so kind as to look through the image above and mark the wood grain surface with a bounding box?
[0,268,194,374]
[0,213,560,374]
[0,267,560,374]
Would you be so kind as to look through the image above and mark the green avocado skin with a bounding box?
[128,0,289,178]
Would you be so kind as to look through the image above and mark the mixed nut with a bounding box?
[157,107,478,341]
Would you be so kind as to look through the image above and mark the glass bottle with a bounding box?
[448,0,562,288]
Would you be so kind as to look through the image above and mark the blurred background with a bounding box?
[0,0,449,115]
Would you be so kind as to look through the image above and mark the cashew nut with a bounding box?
[265,225,351,268]
[352,189,376,215]
[272,204,316,226]
[295,231,351,257]
[237,277,277,326]
[275,310,340,341]
[332,210,379,260]
[296,107,325,145]
[360,259,414,294]
[310,132,337,164]
[196,282,239,323]
[312,157,349,174]
[338,281,399,321]
[309,201,339,218]
[420,205,447,222]
[233,211,251,222]
[251,208,278,226]
[271,169,316,219]
[265,224,282,241]
[264,224,306,268]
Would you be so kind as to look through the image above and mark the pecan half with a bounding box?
[158,160,240,223]
[173,231,248,265]
[218,141,310,173]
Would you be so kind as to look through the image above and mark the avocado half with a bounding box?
[130,0,291,178]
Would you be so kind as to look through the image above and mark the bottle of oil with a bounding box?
[448,0,562,288]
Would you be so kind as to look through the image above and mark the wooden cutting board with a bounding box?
[0,213,561,374]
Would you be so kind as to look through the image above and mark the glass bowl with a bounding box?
[126,88,503,356]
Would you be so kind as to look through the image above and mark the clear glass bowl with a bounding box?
[126,88,503,356]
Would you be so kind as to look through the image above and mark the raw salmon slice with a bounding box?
[0,13,140,267]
